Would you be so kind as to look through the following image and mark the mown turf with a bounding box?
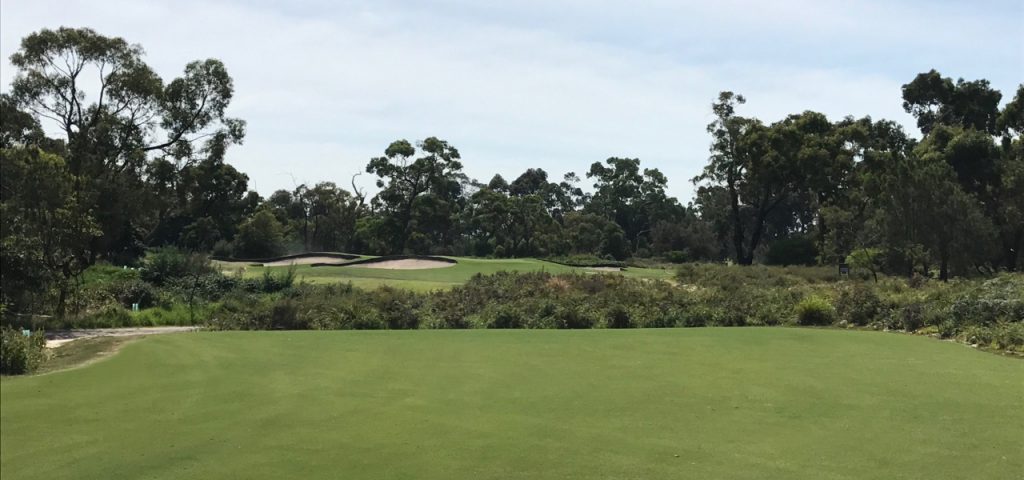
[2,329,1021,480]
[224,257,675,290]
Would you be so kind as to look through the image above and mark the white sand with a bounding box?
[351,259,455,270]
[588,266,624,272]
[261,256,353,267]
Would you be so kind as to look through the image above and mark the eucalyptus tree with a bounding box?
[586,157,677,254]
[366,137,465,253]
[8,27,246,259]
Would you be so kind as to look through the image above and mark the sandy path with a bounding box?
[350,259,455,270]
[45,326,200,348]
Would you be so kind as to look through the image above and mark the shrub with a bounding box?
[555,304,597,329]
[105,278,160,309]
[369,287,421,329]
[487,304,525,329]
[80,304,135,328]
[961,324,995,346]
[992,323,1024,352]
[835,284,883,326]
[544,254,625,268]
[1,326,46,375]
[887,301,939,332]
[663,251,688,264]
[795,296,836,326]
[605,305,632,328]
[167,273,239,301]
[241,266,297,294]
[140,248,214,285]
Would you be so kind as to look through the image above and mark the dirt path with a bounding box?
[45,326,200,348]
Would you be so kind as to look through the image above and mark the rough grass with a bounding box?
[2,329,1021,479]
[232,257,675,291]
[34,336,137,374]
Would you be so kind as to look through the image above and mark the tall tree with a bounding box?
[586,157,678,254]
[8,27,245,260]
[902,70,1002,135]
[366,137,465,253]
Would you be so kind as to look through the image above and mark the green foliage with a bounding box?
[104,278,160,309]
[232,210,286,258]
[663,250,688,264]
[676,263,838,289]
[140,248,214,285]
[764,236,818,266]
[834,284,883,326]
[0,326,46,375]
[846,248,883,281]
[544,254,625,268]
[794,296,836,326]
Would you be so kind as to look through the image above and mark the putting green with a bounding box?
[2,329,1021,479]
[221,257,676,291]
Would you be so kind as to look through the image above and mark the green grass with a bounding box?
[225,257,675,291]
[2,329,1021,479]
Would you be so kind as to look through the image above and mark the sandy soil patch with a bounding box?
[350,259,455,270]
[262,256,353,267]
[45,326,200,348]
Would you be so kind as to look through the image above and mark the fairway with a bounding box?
[2,330,1022,479]
[223,257,675,290]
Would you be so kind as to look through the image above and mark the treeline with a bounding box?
[2,27,1023,315]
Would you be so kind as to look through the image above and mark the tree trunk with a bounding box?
[727,180,745,265]
[1003,229,1022,272]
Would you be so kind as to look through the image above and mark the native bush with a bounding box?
[485,304,526,329]
[795,296,836,326]
[835,284,884,326]
[105,278,160,309]
[179,263,1021,353]
[0,326,46,375]
[605,305,632,328]
[139,247,214,286]
[368,287,422,329]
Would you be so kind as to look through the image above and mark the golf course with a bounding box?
[2,328,1022,479]
[217,256,676,291]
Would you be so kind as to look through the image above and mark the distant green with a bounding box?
[3,329,1021,479]
[224,257,675,291]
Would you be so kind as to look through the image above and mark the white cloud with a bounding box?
[2,0,1021,201]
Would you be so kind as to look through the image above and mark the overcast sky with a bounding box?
[2,0,1022,201]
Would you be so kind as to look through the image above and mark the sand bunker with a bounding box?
[588,266,624,272]
[350,259,455,270]
[261,256,352,267]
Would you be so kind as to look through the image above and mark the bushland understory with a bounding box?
[4,262,1021,376]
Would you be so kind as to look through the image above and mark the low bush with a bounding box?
[140,248,214,286]
[663,251,689,264]
[107,261,1019,354]
[605,305,632,328]
[1,326,47,375]
[795,296,836,326]
[835,284,883,326]
[544,254,625,268]
[105,278,160,309]
[78,304,135,328]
